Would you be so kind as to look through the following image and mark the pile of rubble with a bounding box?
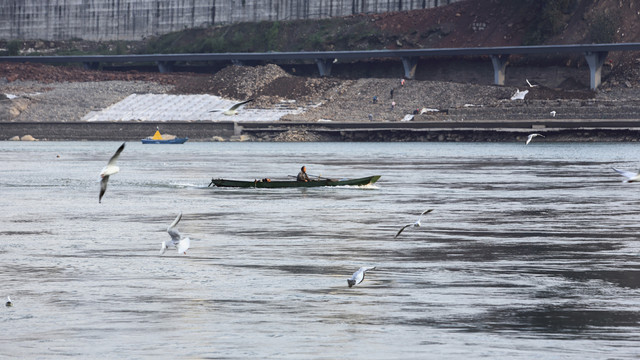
[206,64,343,108]
[271,129,326,142]
[208,64,290,99]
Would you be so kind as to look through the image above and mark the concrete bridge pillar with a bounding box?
[233,122,243,136]
[584,51,608,90]
[315,58,333,77]
[401,57,418,79]
[157,61,175,73]
[83,62,100,70]
[490,55,508,85]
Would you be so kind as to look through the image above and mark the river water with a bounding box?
[1,141,639,359]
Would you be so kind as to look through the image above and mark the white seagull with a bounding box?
[526,133,545,145]
[510,89,529,100]
[395,209,434,238]
[209,99,253,116]
[550,110,557,117]
[526,79,538,87]
[347,266,376,288]
[161,212,191,255]
[612,168,640,183]
[99,142,125,203]
[5,296,12,307]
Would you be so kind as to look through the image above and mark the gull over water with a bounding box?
[99,142,125,203]
[347,267,376,288]
[526,133,545,145]
[612,168,640,183]
[395,209,434,238]
[161,212,191,255]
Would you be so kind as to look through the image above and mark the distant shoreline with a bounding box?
[2,120,640,142]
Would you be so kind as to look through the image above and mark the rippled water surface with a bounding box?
[2,141,640,359]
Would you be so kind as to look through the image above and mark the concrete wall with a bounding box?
[0,0,462,41]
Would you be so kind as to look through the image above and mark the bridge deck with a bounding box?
[2,43,640,89]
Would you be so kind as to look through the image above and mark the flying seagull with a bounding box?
[209,99,253,116]
[99,142,125,203]
[526,79,538,88]
[395,209,434,238]
[550,110,557,117]
[525,133,545,145]
[347,266,376,288]
[161,212,191,255]
[5,296,12,307]
[612,168,640,183]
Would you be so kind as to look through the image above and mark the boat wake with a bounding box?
[338,184,380,190]
[170,182,207,189]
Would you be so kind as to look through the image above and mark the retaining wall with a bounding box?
[0,0,461,41]
[4,120,640,142]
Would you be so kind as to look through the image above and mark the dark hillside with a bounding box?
[3,0,639,56]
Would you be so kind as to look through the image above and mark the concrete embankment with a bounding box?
[0,122,237,141]
[3,120,640,142]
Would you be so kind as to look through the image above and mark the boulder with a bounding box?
[20,135,37,141]
[229,134,252,142]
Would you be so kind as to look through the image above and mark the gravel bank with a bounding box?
[2,61,640,141]
[0,79,171,122]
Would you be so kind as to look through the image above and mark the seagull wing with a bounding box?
[107,142,125,167]
[612,168,639,179]
[350,268,365,285]
[414,209,434,225]
[99,175,109,203]
[526,134,543,144]
[395,224,412,238]
[167,212,183,243]
[160,241,168,255]
[355,266,376,285]
[178,237,190,254]
[228,99,253,111]
[526,135,533,145]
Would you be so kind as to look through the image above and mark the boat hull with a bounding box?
[209,175,381,188]
[141,137,188,144]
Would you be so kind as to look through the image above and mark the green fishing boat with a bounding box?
[208,175,381,188]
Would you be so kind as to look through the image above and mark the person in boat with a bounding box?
[297,166,310,182]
